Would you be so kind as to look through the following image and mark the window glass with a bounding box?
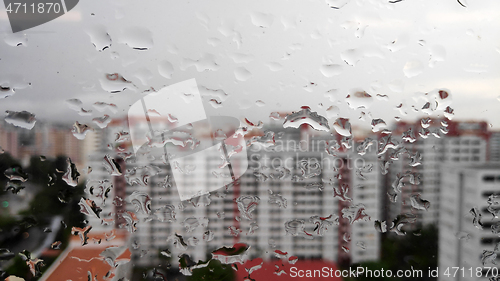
[1,0,500,280]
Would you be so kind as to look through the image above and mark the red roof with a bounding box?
[40,232,130,281]
[235,259,342,281]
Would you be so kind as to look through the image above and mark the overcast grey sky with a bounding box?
[0,0,499,132]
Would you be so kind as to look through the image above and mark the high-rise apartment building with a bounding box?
[489,132,500,162]
[438,164,500,281]
[83,117,382,269]
[384,119,489,228]
[0,121,85,167]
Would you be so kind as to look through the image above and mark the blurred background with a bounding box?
[0,0,500,280]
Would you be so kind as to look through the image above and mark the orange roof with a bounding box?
[40,232,130,281]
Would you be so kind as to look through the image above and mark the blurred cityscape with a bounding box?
[1,108,500,280]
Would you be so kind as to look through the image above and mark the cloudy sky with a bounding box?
[0,0,499,133]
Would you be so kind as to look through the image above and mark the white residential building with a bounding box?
[385,119,489,229]
[438,164,500,281]
[489,132,500,162]
[83,118,382,269]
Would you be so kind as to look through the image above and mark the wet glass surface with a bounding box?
[1,0,500,280]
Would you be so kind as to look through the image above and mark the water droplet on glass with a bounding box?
[234,67,252,81]
[236,195,260,220]
[0,249,15,261]
[228,225,242,237]
[71,225,92,246]
[346,90,373,110]
[92,115,111,129]
[403,60,424,77]
[158,60,174,79]
[334,184,352,201]
[247,222,259,235]
[268,190,287,208]
[340,48,363,66]
[492,223,500,235]
[211,243,250,264]
[250,12,274,28]
[409,151,422,167]
[266,62,284,71]
[481,250,497,266]
[470,207,483,230]
[455,231,471,241]
[333,118,352,137]
[167,233,188,251]
[119,26,153,50]
[65,98,82,111]
[61,158,79,187]
[26,258,44,277]
[310,215,336,235]
[320,64,343,77]
[72,121,93,140]
[389,214,417,235]
[371,119,387,132]
[326,105,340,119]
[207,37,221,46]
[4,32,28,47]
[342,204,370,224]
[429,45,446,67]
[182,217,201,232]
[269,112,281,120]
[127,191,152,215]
[274,250,289,260]
[182,53,220,72]
[0,75,30,99]
[160,249,171,257]
[100,73,137,93]
[402,127,417,143]
[283,107,330,132]
[255,100,265,107]
[444,106,454,120]
[187,237,199,246]
[325,139,340,156]
[247,131,275,148]
[102,154,122,176]
[356,241,366,250]
[410,194,430,211]
[0,85,15,99]
[325,0,349,8]
[304,182,323,191]
[49,241,62,250]
[214,211,225,221]
[357,138,375,156]
[203,230,214,242]
[153,204,176,222]
[284,219,313,239]
[297,159,322,179]
[4,110,36,129]
[86,25,112,51]
[4,165,28,182]
[93,102,118,113]
[126,166,160,186]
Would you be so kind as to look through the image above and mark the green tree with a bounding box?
[22,156,85,227]
[0,153,21,196]
[188,259,234,281]
[382,224,438,281]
